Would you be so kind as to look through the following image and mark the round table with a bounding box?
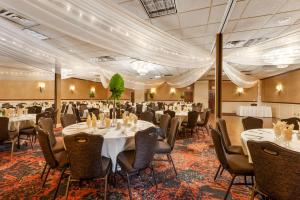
[8,114,36,132]
[62,119,154,170]
[241,128,300,163]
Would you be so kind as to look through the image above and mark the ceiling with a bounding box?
[0,0,300,84]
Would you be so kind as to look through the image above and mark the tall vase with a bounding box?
[112,98,117,126]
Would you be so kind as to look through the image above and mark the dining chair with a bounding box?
[135,104,143,117]
[181,111,199,138]
[154,117,179,176]
[18,111,51,149]
[88,108,100,119]
[157,114,171,140]
[115,127,158,200]
[242,116,263,130]
[38,117,64,154]
[64,133,112,200]
[140,111,154,123]
[0,117,18,160]
[27,106,36,114]
[163,110,175,118]
[197,109,210,135]
[36,126,69,199]
[248,140,300,200]
[281,117,300,130]
[210,128,254,199]
[60,114,77,128]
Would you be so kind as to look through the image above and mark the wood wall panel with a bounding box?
[149,83,193,101]
[222,81,257,102]
[262,69,300,104]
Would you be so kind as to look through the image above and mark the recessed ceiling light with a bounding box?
[278,17,292,24]
[140,0,177,18]
[277,64,289,69]
[155,75,161,79]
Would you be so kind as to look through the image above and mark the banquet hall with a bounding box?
[0,0,300,199]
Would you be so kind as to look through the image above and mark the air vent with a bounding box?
[89,56,116,63]
[140,0,177,18]
[243,37,269,47]
[0,8,38,27]
[224,40,246,49]
[164,74,173,77]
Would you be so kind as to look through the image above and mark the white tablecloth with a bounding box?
[237,106,272,118]
[8,114,36,132]
[62,120,154,170]
[241,128,300,163]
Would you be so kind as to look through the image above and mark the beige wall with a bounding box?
[222,81,258,102]
[262,69,300,104]
[0,78,132,101]
[193,80,209,108]
[134,89,145,103]
[148,82,193,101]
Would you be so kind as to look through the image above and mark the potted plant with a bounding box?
[149,92,154,100]
[109,73,125,123]
[89,91,95,98]
[180,93,185,100]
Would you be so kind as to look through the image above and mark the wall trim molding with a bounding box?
[262,101,300,105]
[261,68,300,80]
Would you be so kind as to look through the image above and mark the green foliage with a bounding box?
[180,93,185,99]
[89,91,95,98]
[149,92,154,99]
[109,73,125,100]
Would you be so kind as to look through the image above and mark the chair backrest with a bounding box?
[140,111,154,122]
[242,116,263,130]
[61,104,66,114]
[61,114,77,128]
[281,117,300,130]
[73,107,82,122]
[27,106,36,114]
[210,128,229,170]
[36,126,58,168]
[159,114,170,137]
[88,108,100,119]
[64,133,105,179]
[248,141,300,199]
[163,110,175,118]
[167,117,179,150]
[187,111,199,128]
[216,118,232,148]
[133,127,158,169]
[0,117,9,142]
[38,117,56,147]
[36,112,51,125]
[136,104,143,114]
[201,110,210,125]
[35,106,42,114]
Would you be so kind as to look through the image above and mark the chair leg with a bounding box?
[10,140,14,161]
[41,164,48,179]
[104,174,108,200]
[150,165,157,189]
[224,175,236,200]
[214,164,221,181]
[244,176,247,185]
[220,167,224,176]
[126,174,132,200]
[168,154,177,177]
[205,125,209,135]
[17,135,21,149]
[42,167,51,188]
[65,175,71,200]
[250,189,256,200]
[53,168,66,199]
[114,163,118,187]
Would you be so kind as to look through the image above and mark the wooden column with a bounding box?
[215,33,223,119]
[54,73,61,127]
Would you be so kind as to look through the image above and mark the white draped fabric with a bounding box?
[223,62,258,88]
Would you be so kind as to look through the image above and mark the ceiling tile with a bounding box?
[264,10,300,28]
[150,14,180,31]
[179,8,210,28]
[281,23,300,35]
[119,0,148,19]
[209,4,227,23]
[241,0,283,18]
[181,25,206,38]
[230,0,248,20]
[279,0,300,12]
[30,25,64,39]
[206,23,219,35]
[176,0,211,13]
[234,16,271,31]
[227,30,257,41]
[166,29,183,39]
[212,0,227,6]
[184,35,214,45]
[223,20,238,33]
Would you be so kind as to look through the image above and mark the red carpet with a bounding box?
[0,133,252,199]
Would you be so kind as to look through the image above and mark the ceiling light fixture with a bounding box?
[155,75,161,79]
[131,61,154,76]
[139,0,177,18]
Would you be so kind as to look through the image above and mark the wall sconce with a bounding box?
[276,84,283,93]
[69,85,75,93]
[150,88,156,94]
[236,87,244,96]
[90,87,96,93]
[38,82,45,93]
[170,87,176,94]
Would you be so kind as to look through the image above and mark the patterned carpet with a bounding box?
[0,131,252,200]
